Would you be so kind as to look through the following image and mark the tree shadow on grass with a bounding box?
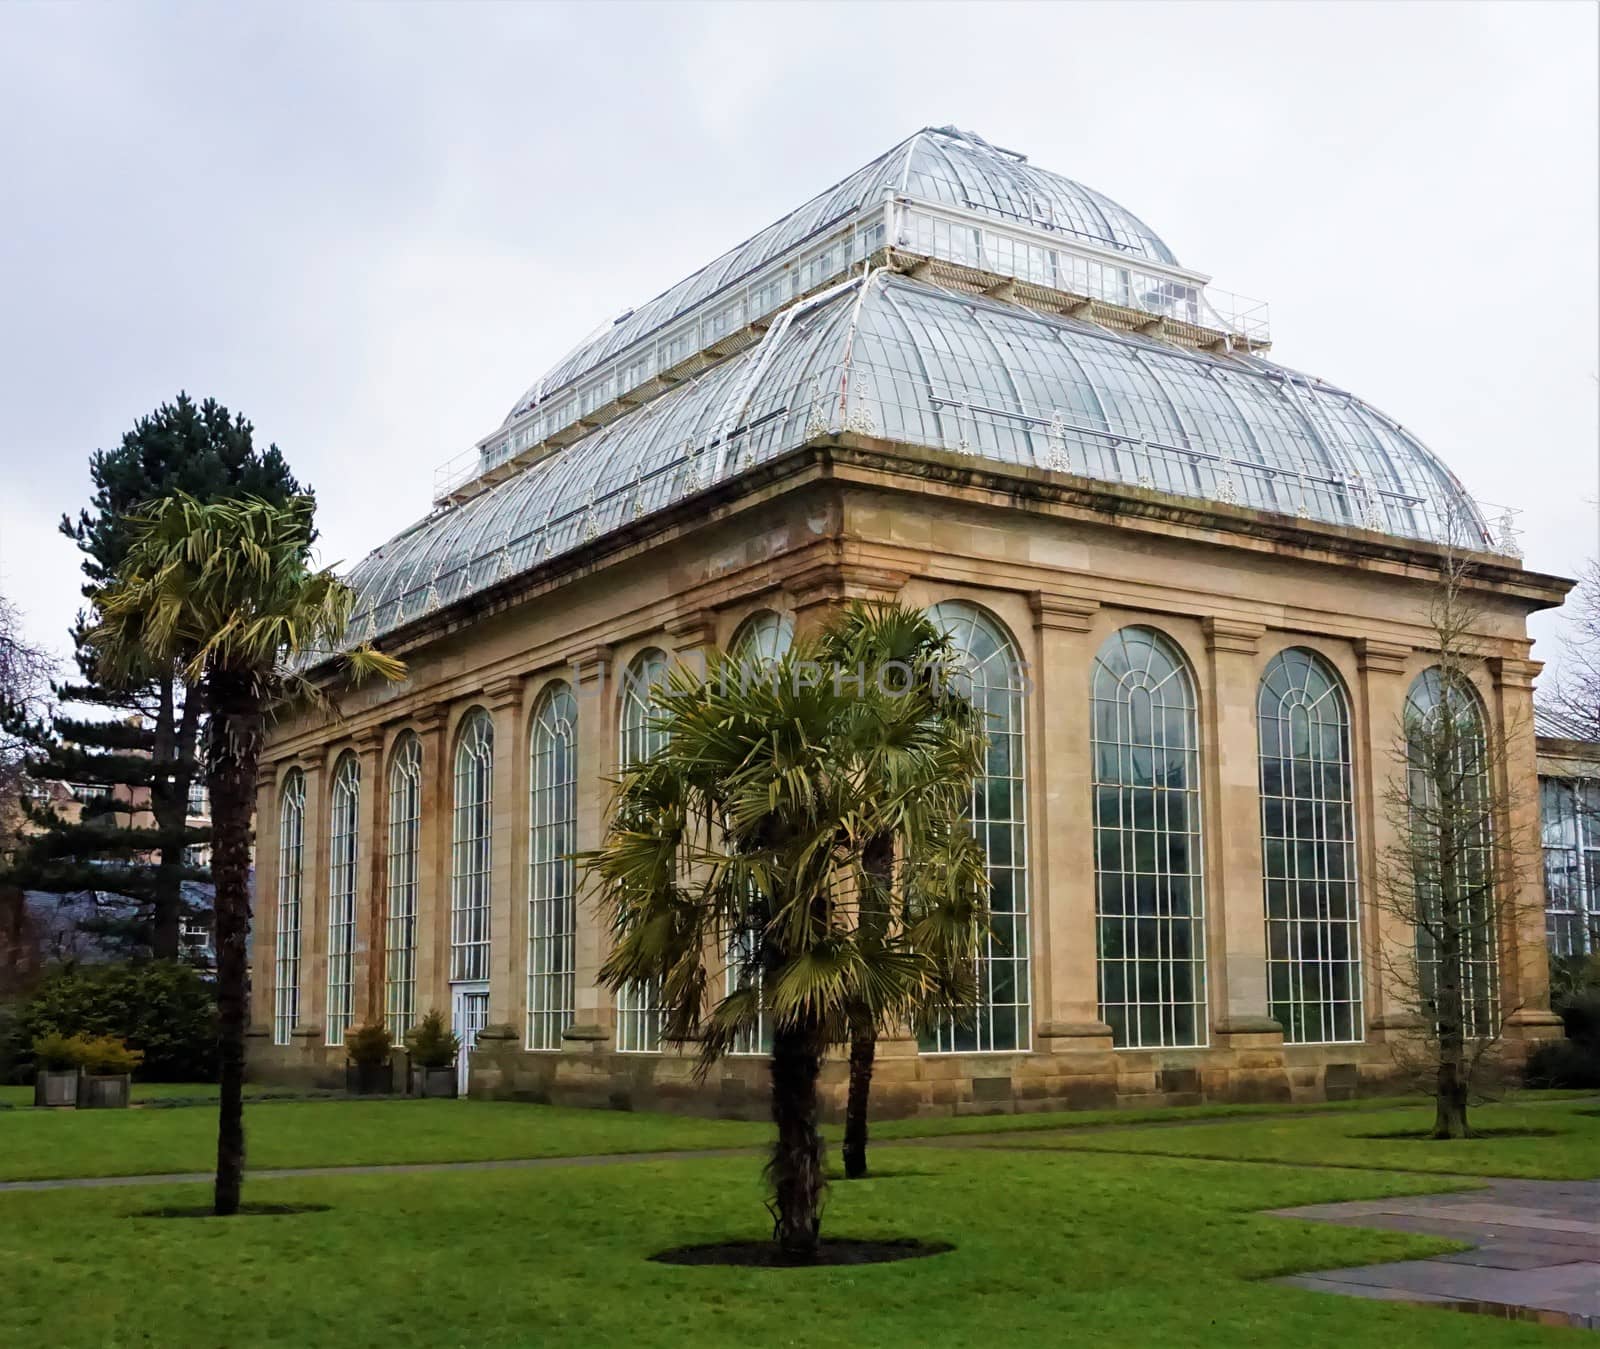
[651,1238,952,1268]
[129,1203,332,1219]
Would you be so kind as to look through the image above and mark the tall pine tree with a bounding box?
[1,394,309,959]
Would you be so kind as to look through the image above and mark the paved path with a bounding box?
[1272,1180,1600,1330]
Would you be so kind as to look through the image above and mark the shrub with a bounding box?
[1525,1037,1600,1089]
[1525,954,1600,1089]
[405,1009,459,1069]
[78,1035,143,1076]
[32,1031,86,1071]
[345,1022,393,1067]
[10,961,216,1081]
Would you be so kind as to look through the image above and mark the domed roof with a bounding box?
[342,272,1494,647]
[500,127,1176,429]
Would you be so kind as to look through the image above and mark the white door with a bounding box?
[451,985,490,1097]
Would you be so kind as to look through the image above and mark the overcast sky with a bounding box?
[1,0,1595,679]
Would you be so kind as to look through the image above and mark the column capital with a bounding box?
[1485,655,1542,691]
[484,674,525,710]
[564,642,614,678]
[1030,591,1099,633]
[410,703,450,734]
[1202,615,1265,656]
[1355,637,1411,675]
[664,609,719,653]
[783,560,911,612]
[354,725,386,755]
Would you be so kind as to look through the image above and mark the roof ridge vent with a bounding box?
[932,125,1028,163]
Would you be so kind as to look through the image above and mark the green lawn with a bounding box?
[0,1146,1579,1348]
[1009,1099,1600,1180]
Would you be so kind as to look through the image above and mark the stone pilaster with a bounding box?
[1486,654,1563,1039]
[1201,617,1279,1046]
[1353,637,1414,1037]
[353,727,386,1028]
[565,643,616,1050]
[248,765,282,1039]
[296,757,327,1041]
[1028,590,1109,1049]
[485,676,527,1034]
[411,706,451,1023]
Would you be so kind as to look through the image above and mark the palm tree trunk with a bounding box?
[842,1021,876,1179]
[768,1016,825,1260]
[206,670,263,1216]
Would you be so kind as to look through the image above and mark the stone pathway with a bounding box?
[1272,1180,1600,1330]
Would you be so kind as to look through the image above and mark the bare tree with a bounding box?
[0,594,55,856]
[1546,559,1600,743]
[1372,531,1539,1139]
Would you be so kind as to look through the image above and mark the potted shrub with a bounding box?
[32,1032,85,1107]
[405,1009,460,1098]
[345,1022,394,1095]
[76,1035,142,1109]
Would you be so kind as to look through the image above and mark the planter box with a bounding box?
[77,1073,131,1109]
[34,1068,80,1108]
[410,1066,457,1099]
[346,1060,394,1096]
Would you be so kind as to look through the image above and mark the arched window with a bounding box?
[386,734,422,1039]
[1405,668,1498,1037]
[528,683,578,1050]
[725,611,793,1054]
[617,648,669,1051]
[923,600,1030,1053]
[274,770,306,1046]
[1258,649,1361,1043]
[326,753,360,1045]
[1093,626,1206,1048]
[452,709,494,984]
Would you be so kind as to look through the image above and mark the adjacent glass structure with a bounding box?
[274,770,306,1046]
[325,754,360,1045]
[528,683,578,1049]
[386,733,422,1038]
[1093,626,1206,1048]
[616,650,669,1052]
[923,601,1030,1053]
[451,709,495,983]
[1542,777,1599,956]
[1258,649,1361,1043]
[1405,669,1498,1039]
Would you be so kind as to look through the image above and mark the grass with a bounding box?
[0,1146,1578,1348]
[1007,1098,1600,1180]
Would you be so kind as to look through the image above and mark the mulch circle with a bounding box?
[651,1238,952,1268]
[130,1203,332,1219]
[1353,1127,1558,1141]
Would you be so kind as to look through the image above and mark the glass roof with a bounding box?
[342,273,1492,648]
[500,127,1176,428]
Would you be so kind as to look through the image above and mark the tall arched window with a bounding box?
[452,709,494,984]
[386,733,422,1039]
[1406,668,1498,1038]
[274,770,306,1046]
[326,753,360,1044]
[528,683,578,1049]
[1258,649,1361,1043]
[616,648,668,1052]
[1093,626,1206,1048]
[924,600,1030,1053]
[725,612,793,1055]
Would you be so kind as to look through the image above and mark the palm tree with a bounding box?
[820,601,986,1180]
[583,628,986,1259]
[87,492,403,1214]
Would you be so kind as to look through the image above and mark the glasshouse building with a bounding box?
[250,127,1571,1112]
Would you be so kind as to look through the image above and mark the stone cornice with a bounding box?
[1202,615,1265,656]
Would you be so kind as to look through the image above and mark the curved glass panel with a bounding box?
[617,649,669,1052]
[731,609,795,667]
[452,709,495,984]
[922,600,1030,1053]
[1093,626,1206,1048]
[326,753,360,1045]
[528,683,578,1050]
[1541,777,1600,957]
[1258,649,1361,1044]
[386,733,422,1039]
[1405,668,1498,1038]
[274,770,306,1046]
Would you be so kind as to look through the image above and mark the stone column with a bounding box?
[353,727,386,1028]
[1200,617,1280,1044]
[412,707,451,1022]
[1029,591,1109,1055]
[564,644,616,1050]
[1353,638,1419,1038]
[485,676,527,1036]
[295,757,328,1046]
[1486,654,1564,1041]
